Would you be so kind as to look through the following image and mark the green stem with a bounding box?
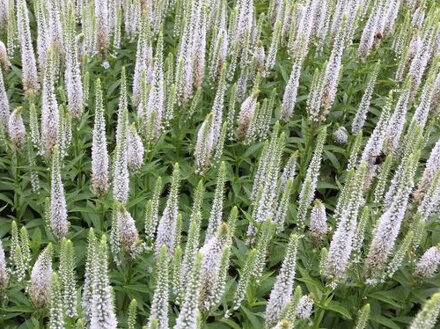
[312,288,332,329]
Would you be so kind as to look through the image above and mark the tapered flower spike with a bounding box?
[409,292,440,329]
[365,153,419,281]
[10,220,18,255]
[385,229,414,280]
[187,87,202,120]
[408,27,436,97]
[10,221,26,281]
[194,113,214,174]
[360,92,392,170]
[6,0,16,57]
[145,30,164,141]
[181,212,202,287]
[306,65,326,122]
[175,8,193,104]
[49,145,69,239]
[309,199,328,241]
[27,103,40,150]
[127,123,145,172]
[400,119,425,164]
[173,252,203,329]
[358,1,381,59]
[415,138,440,201]
[295,295,314,320]
[351,59,379,135]
[95,0,110,54]
[116,67,127,144]
[211,64,227,146]
[148,245,169,329]
[254,40,265,72]
[226,83,238,140]
[12,244,26,282]
[415,244,440,278]
[17,227,30,274]
[265,20,282,71]
[384,76,412,154]
[265,234,299,326]
[236,91,259,141]
[109,202,121,263]
[155,163,180,255]
[214,123,226,164]
[410,213,426,251]
[47,0,63,52]
[90,235,118,329]
[133,13,153,105]
[82,229,97,327]
[373,154,393,204]
[116,203,142,255]
[279,152,297,192]
[0,239,8,290]
[144,176,162,241]
[333,126,348,145]
[128,299,137,329]
[351,206,370,262]
[418,169,440,220]
[412,73,436,129]
[59,238,77,317]
[250,126,284,237]
[385,125,421,203]
[79,60,88,94]
[171,245,184,304]
[279,285,303,324]
[297,127,327,227]
[29,244,53,307]
[205,162,226,240]
[281,55,303,120]
[354,304,370,329]
[251,129,274,193]
[252,219,276,281]
[320,15,347,111]
[16,0,39,94]
[0,67,10,131]
[254,90,275,142]
[91,79,109,195]
[41,48,59,157]
[232,248,257,311]
[208,7,228,81]
[64,5,83,119]
[49,273,64,329]
[189,180,204,222]
[192,1,206,89]
[112,6,122,50]
[33,0,48,69]
[324,162,367,281]
[210,226,233,311]
[231,0,254,50]
[113,108,130,203]
[199,223,230,311]
[57,105,71,159]
[274,178,294,233]
[8,107,26,150]
[194,64,227,172]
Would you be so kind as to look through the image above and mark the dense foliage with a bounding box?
[0,0,440,328]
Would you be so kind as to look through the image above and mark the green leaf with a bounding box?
[322,301,352,320]
[370,314,401,329]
